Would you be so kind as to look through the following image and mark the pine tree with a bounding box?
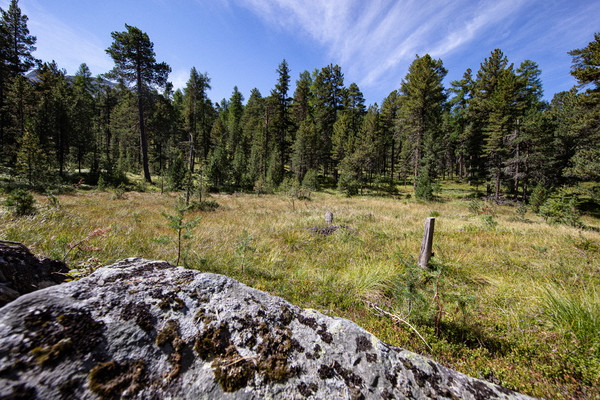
[0,0,36,75]
[483,62,519,201]
[183,67,211,160]
[244,88,266,181]
[34,61,71,177]
[226,86,244,154]
[564,32,600,181]
[0,0,37,160]
[70,63,96,173]
[397,54,447,189]
[312,64,345,175]
[449,69,474,181]
[291,119,319,181]
[508,60,544,198]
[470,49,518,199]
[292,70,312,126]
[331,111,353,165]
[106,24,171,183]
[17,127,46,185]
[96,82,119,172]
[208,116,229,188]
[271,59,291,172]
[381,90,400,181]
[2,72,33,162]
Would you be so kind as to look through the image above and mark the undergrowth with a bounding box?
[0,182,599,399]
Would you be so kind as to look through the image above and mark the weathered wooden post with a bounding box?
[418,217,435,268]
[325,211,333,225]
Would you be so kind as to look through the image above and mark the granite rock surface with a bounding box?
[0,258,535,399]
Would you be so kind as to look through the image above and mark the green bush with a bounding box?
[338,173,358,197]
[516,202,527,221]
[539,189,582,227]
[266,149,284,187]
[98,160,129,188]
[168,154,187,190]
[481,214,498,230]
[189,200,220,212]
[415,173,433,201]
[529,182,548,213]
[302,169,320,191]
[468,197,482,215]
[4,189,36,216]
[253,178,273,195]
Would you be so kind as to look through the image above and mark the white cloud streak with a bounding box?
[234,0,529,93]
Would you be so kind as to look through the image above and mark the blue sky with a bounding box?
[2,0,598,105]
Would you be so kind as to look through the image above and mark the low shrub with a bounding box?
[3,189,36,216]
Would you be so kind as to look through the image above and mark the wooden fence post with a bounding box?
[418,217,435,268]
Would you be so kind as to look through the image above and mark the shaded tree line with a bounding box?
[1,0,598,201]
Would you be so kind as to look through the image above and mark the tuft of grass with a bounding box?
[541,285,600,345]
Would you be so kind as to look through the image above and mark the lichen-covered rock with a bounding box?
[0,258,535,399]
[0,241,69,307]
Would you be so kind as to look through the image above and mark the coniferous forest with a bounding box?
[0,0,598,200]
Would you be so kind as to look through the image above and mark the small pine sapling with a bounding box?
[4,189,36,216]
[235,229,254,272]
[162,199,200,266]
[516,202,527,221]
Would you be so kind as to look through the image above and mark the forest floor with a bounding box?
[1,180,599,399]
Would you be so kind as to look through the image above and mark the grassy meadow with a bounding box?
[1,180,599,399]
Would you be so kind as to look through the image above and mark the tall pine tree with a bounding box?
[106,24,171,183]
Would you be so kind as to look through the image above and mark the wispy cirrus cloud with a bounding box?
[234,0,529,93]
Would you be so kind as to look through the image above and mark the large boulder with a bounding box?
[0,258,534,399]
[0,241,69,307]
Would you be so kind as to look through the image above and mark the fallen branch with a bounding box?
[366,301,432,352]
[63,227,111,262]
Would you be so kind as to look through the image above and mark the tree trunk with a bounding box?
[468,155,472,186]
[390,139,395,184]
[523,144,529,201]
[137,73,152,183]
[413,137,420,190]
[186,132,194,205]
[264,106,270,179]
[514,141,520,200]
[514,120,520,200]
[495,166,500,202]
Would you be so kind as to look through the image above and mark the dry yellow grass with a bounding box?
[1,187,599,398]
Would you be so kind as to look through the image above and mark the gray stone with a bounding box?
[0,258,535,399]
[0,241,69,307]
[325,211,333,225]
